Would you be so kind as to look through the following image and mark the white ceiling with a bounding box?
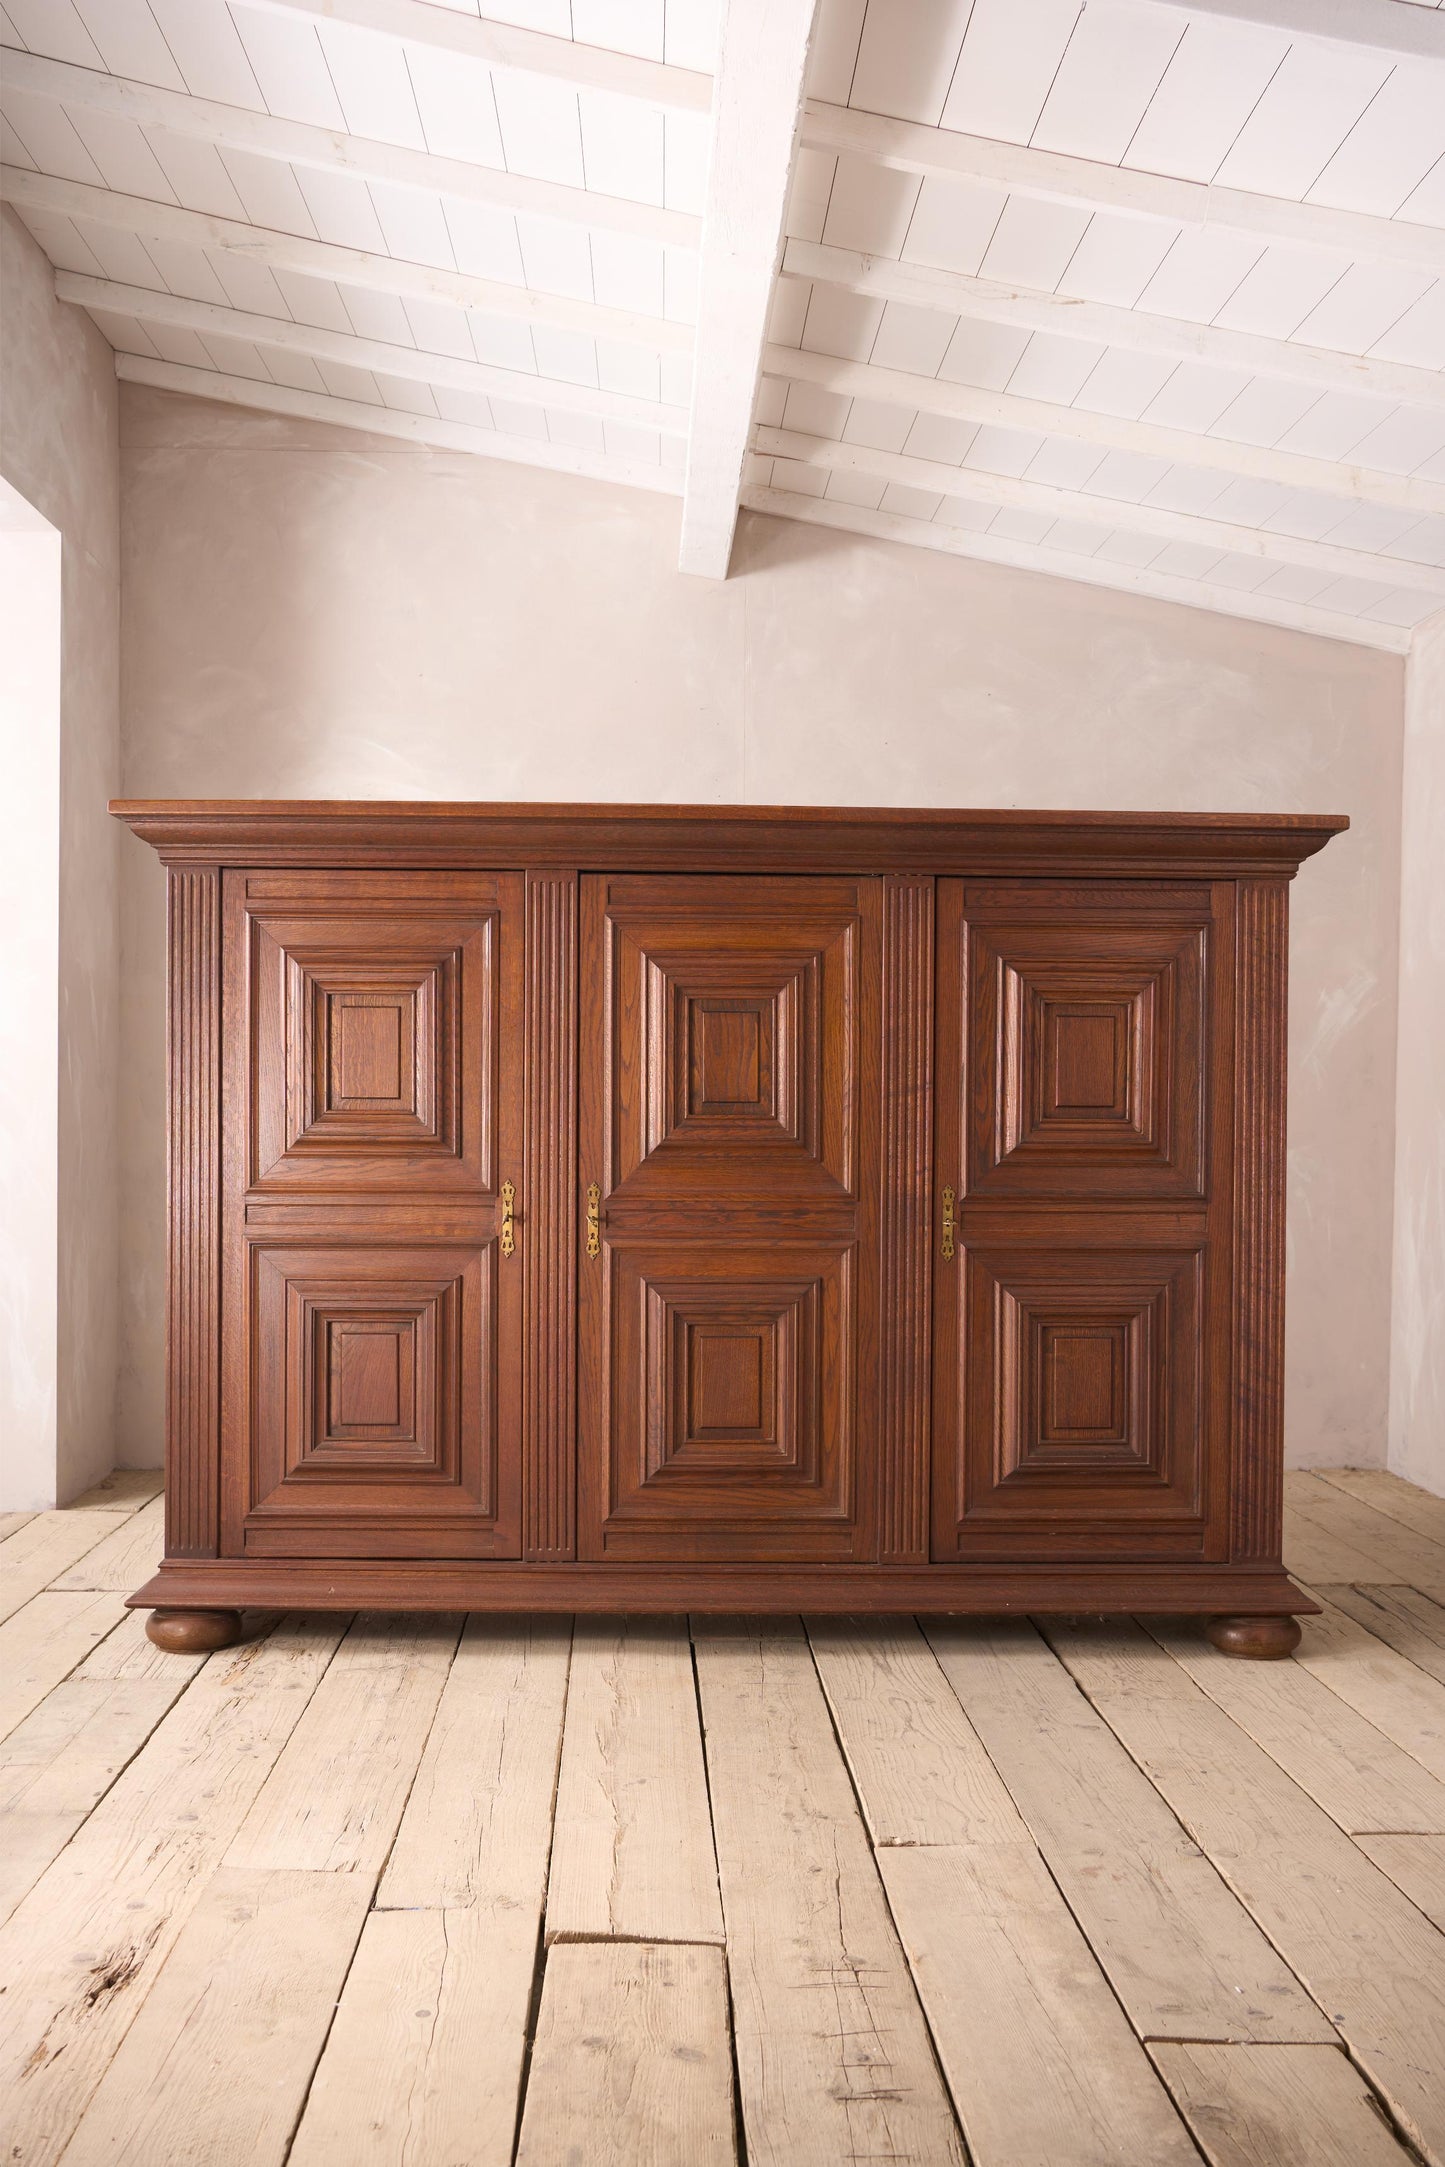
[4,0,1445,651]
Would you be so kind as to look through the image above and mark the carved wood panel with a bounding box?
[221,870,525,1559]
[965,891,1208,1198]
[952,1244,1207,1556]
[246,879,496,1193]
[578,875,880,1561]
[934,879,1230,1563]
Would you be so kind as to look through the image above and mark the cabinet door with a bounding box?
[577,875,880,1561]
[222,870,524,1558]
[932,880,1231,1562]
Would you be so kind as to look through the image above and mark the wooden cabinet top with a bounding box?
[111,799,1347,877]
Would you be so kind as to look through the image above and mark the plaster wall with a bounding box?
[1,209,121,1504]
[118,386,1405,1476]
[1390,616,1445,1498]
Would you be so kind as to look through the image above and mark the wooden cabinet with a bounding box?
[115,801,1345,1658]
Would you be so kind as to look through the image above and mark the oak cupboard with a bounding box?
[113,801,1346,1659]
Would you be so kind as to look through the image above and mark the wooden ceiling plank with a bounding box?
[0,51,701,246]
[1142,0,1445,67]
[237,0,712,112]
[754,423,1445,597]
[114,351,685,492]
[677,0,818,576]
[783,237,1445,413]
[762,342,1445,516]
[56,271,689,430]
[740,482,1413,651]
[801,103,1445,277]
[0,164,691,349]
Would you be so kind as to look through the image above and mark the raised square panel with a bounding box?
[290,955,452,1155]
[242,881,507,1194]
[951,1245,1207,1556]
[597,1242,855,1555]
[688,999,772,1116]
[657,1287,817,1478]
[317,1314,420,1454]
[244,1242,510,1552]
[967,911,1207,1196]
[598,878,867,1202]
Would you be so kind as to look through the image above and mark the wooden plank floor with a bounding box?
[3,1469,1445,2164]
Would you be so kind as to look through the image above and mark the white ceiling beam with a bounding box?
[116,353,683,493]
[57,273,688,432]
[240,0,711,111]
[678,0,817,577]
[1,167,691,352]
[755,425,1445,597]
[1141,0,1445,65]
[1,51,700,249]
[763,343,1445,517]
[783,238,1445,414]
[800,103,1445,277]
[741,484,1413,653]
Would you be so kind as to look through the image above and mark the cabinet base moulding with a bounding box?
[129,1562,1315,1620]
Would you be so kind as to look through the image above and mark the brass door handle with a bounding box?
[940,1186,956,1261]
[585,1183,601,1259]
[500,1179,516,1257]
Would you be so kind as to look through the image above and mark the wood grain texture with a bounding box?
[1322,1585,1445,1687]
[1149,2043,1416,2167]
[523,872,578,1560]
[694,1621,966,2167]
[0,1592,131,1743]
[378,1614,569,1910]
[1355,1833,1445,1932]
[1315,1469,1445,1554]
[806,1616,1022,1846]
[546,1617,723,1944]
[61,1867,372,2167]
[118,802,1339,1628]
[1287,1474,1445,1595]
[516,1942,736,2166]
[0,1618,343,2166]
[1231,880,1288,1563]
[67,1472,163,1511]
[926,1618,1333,2043]
[166,867,222,1558]
[0,1512,145,1625]
[1052,1619,1445,2166]
[1292,1594,1445,1784]
[878,875,933,1560]
[882,1841,1200,2166]
[1147,1618,1445,1834]
[227,1613,460,1874]
[291,1907,538,2167]
[111,802,1349,879]
[51,1496,166,1591]
[128,1554,1314,1614]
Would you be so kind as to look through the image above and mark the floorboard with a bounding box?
[1149,2041,1417,2167]
[0,1618,344,2167]
[60,1867,373,2167]
[1146,1616,1445,1833]
[291,1906,539,2167]
[3,1468,1444,2166]
[694,1617,967,2167]
[925,1617,1335,2043]
[515,1943,736,2166]
[226,1613,460,1875]
[1049,1618,1445,2167]
[882,1841,1200,2166]
[546,1616,724,1944]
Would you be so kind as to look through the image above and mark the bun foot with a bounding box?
[1205,1614,1301,1661]
[146,1608,243,1654]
